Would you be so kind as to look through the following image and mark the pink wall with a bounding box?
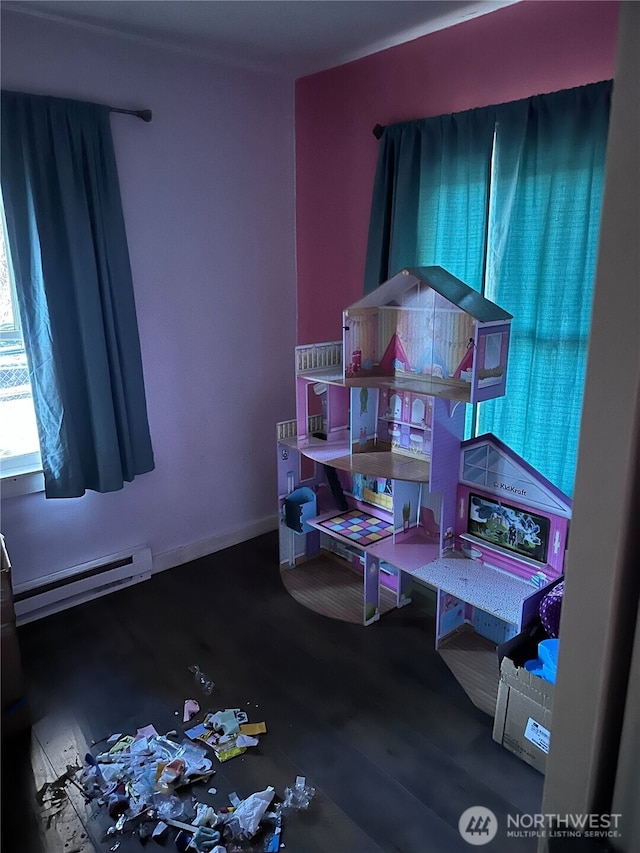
[295,0,620,345]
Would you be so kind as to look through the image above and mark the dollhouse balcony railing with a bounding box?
[295,341,342,375]
[277,414,323,443]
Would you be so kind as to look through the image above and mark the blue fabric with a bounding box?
[1,91,154,497]
[478,82,611,496]
[364,109,495,295]
[364,82,611,493]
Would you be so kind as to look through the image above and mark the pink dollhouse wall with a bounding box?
[328,386,350,433]
[295,0,620,345]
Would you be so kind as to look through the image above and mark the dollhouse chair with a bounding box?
[420,506,440,540]
[410,433,423,453]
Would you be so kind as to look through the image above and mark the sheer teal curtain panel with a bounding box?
[1,91,155,497]
[478,81,612,495]
[364,82,611,494]
[364,109,496,294]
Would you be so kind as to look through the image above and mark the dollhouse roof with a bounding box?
[460,433,572,517]
[350,266,513,323]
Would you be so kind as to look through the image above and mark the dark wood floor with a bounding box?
[2,532,544,852]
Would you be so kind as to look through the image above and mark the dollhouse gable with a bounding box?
[459,434,572,518]
[457,434,572,580]
[343,267,513,404]
[352,267,512,321]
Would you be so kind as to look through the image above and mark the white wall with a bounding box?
[0,11,297,584]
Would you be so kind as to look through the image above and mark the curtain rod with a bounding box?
[371,81,612,141]
[110,106,152,123]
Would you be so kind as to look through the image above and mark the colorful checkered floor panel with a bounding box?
[317,509,394,547]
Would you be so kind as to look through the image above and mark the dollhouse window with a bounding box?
[483,333,503,370]
[411,398,426,424]
[462,445,490,485]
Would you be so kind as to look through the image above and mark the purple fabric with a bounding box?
[540,581,564,638]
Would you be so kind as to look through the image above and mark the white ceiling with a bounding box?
[2,0,520,77]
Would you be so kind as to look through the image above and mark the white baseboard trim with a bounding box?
[13,545,153,625]
[152,514,278,575]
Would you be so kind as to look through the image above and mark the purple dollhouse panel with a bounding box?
[277,443,298,496]
[471,323,511,403]
[430,399,465,553]
[430,399,465,493]
[364,553,380,624]
[295,377,310,442]
[436,591,466,642]
[393,481,421,531]
[350,387,379,451]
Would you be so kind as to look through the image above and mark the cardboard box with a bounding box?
[492,644,554,773]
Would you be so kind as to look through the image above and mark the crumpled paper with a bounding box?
[229,787,275,837]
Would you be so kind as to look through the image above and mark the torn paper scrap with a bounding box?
[183,699,200,722]
[239,722,267,736]
[135,724,159,740]
[205,710,240,735]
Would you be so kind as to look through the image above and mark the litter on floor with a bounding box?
[70,665,315,851]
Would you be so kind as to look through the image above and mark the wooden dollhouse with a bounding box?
[276,266,570,713]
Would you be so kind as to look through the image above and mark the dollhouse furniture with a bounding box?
[429,433,570,644]
[278,268,509,608]
[277,266,571,713]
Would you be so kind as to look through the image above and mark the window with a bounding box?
[2,92,155,498]
[365,82,611,496]
[0,216,42,477]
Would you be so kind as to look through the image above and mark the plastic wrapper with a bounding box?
[189,664,215,695]
[129,769,156,804]
[282,776,315,812]
[175,739,209,767]
[153,793,194,822]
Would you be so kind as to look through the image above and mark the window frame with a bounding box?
[0,213,44,495]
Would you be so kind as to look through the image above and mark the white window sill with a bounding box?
[1,460,45,498]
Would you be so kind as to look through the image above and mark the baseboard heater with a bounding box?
[13,546,152,626]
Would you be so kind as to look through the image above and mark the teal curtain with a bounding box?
[364,109,496,294]
[478,82,611,495]
[1,91,154,497]
[364,81,611,495]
